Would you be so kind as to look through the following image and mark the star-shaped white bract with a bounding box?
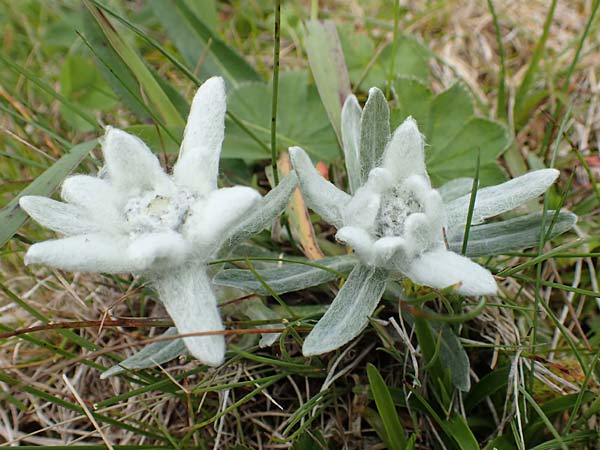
[19,77,292,367]
[291,117,497,296]
[290,87,561,356]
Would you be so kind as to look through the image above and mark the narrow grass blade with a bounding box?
[367,363,407,450]
[84,1,185,128]
[147,0,261,85]
[0,55,98,128]
[0,140,96,248]
[271,0,282,185]
[513,0,558,123]
[461,149,480,255]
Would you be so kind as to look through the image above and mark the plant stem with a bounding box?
[271,0,282,185]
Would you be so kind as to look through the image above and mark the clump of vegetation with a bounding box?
[1,1,599,448]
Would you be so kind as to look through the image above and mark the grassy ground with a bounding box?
[1,0,600,448]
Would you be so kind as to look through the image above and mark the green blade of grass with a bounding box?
[84,1,185,128]
[461,149,480,255]
[0,139,96,248]
[520,388,568,450]
[147,0,261,85]
[367,363,407,450]
[0,371,168,441]
[0,55,99,129]
[513,0,558,121]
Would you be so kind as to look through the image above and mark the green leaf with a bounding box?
[483,435,515,450]
[149,0,260,86]
[431,117,507,185]
[392,76,432,128]
[305,20,352,143]
[0,140,96,249]
[448,211,577,257]
[82,5,153,121]
[0,54,98,129]
[339,28,429,89]
[465,366,510,411]
[436,323,471,392]
[359,87,390,179]
[59,54,118,132]
[213,255,357,295]
[409,388,479,450]
[85,1,185,128]
[302,263,388,356]
[367,363,408,450]
[393,78,509,186]
[101,328,187,378]
[412,317,451,400]
[290,429,327,450]
[426,83,474,151]
[445,414,480,450]
[223,72,339,161]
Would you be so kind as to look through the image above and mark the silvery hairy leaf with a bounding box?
[213,255,357,295]
[302,263,388,356]
[341,95,363,193]
[446,169,559,229]
[288,147,350,228]
[221,172,298,255]
[437,177,474,203]
[101,328,186,378]
[448,211,577,257]
[359,88,390,181]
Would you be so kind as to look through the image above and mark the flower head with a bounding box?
[290,87,565,355]
[19,77,296,367]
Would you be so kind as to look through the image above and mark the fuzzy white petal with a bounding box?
[404,213,437,253]
[404,248,497,295]
[342,184,381,232]
[364,168,395,194]
[61,175,124,231]
[289,146,351,229]
[382,117,426,182]
[127,231,189,271]
[173,77,227,195]
[341,95,362,193]
[373,236,408,267]
[336,226,376,264]
[155,267,225,366]
[20,196,99,236]
[184,186,261,254]
[446,169,560,229]
[24,234,143,273]
[102,127,173,194]
[421,190,447,236]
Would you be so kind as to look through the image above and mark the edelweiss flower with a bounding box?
[290,87,563,356]
[19,77,296,367]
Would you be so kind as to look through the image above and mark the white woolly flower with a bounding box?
[19,76,296,367]
[291,117,497,296]
[290,87,562,356]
